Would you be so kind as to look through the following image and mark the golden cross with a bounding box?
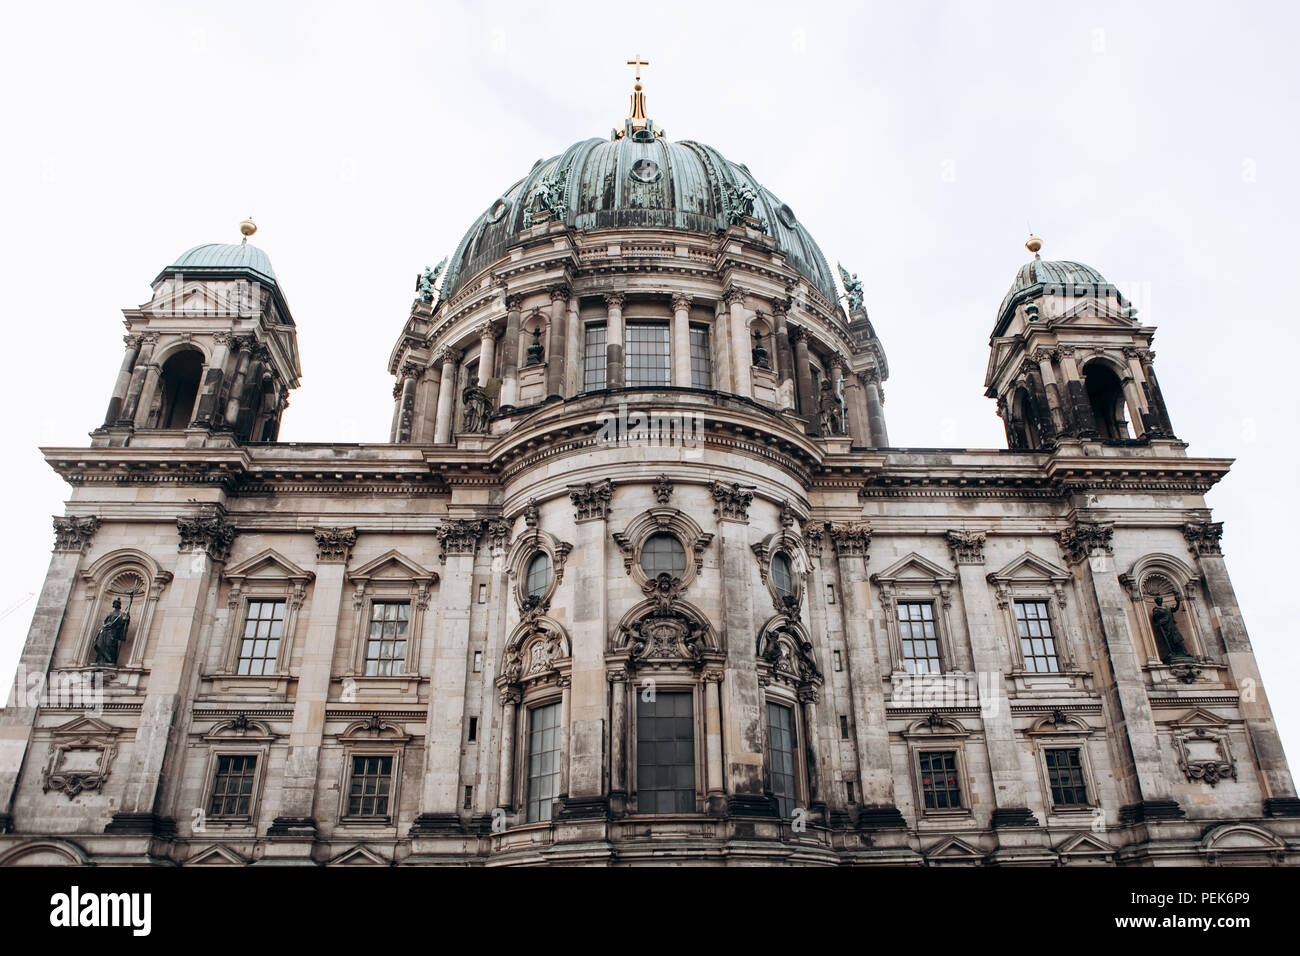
[626,54,650,86]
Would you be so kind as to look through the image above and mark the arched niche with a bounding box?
[76,549,171,669]
[1121,553,1207,664]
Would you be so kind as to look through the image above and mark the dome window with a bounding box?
[525,552,552,600]
[629,158,661,183]
[640,533,686,578]
[486,198,510,224]
[631,128,655,143]
[777,203,798,228]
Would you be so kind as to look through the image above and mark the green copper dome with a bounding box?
[995,257,1118,334]
[160,241,278,285]
[441,135,838,303]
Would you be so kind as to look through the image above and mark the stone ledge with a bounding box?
[991,807,1041,829]
[266,816,319,839]
[855,804,908,830]
[1119,800,1186,824]
[104,812,176,840]
[1264,797,1300,818]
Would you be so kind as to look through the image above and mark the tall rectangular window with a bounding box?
[237,600,285,675]
[898,601,941,674]
[689,324,712,389]
[1015,600,1060,673]
[919,751,962,810]
[637,691,695,813]
[1045,748,1088,807]
[347,755,393,817]
[366,601,409,676]
[209,754,257,817]
[527,701,562,822]
[766,701,797,819]
[583,324,607,391]
[625,322,670,387]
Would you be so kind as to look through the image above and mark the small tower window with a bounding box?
[157,348,203,429]
[1083,361,1134,440]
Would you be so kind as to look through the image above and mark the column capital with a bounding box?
[313,526,356,564]
[52,515,100,553]
[603,292,626,310]
[945,529,987,565]
[670,292,693,312]
[400,361,423,381]
[1183,521,1224,556]
[829,521,872,557]
[486,518,513,553]
[569,479,613,522]
[435,346,462,369]
[505,293,524,311]
[787,324,806,345]
[769,298,789,318]
[549,285,571,302]
[178,506,237,563]
[723,286,747,307]
[1031,347,1055,364]
[711,481,754,522]
[828,352,845,372]
[434,518,484,563]
[1059,519,1114,565]
[478,321,497,341]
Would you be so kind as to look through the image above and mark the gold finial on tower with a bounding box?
[239,217,258,243]
[625,54,650,130]
[1025,234,1043,258]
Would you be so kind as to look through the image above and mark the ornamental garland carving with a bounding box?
[42,717,120,799]
[53,516,100,553]
[1173,727,1237,788]
[313,527,356,564]
[570,479,614,522]
[757,621,823,688]
[621,573,708,669]
[1059,520,1114,565]
[178,507,237,562]
[1183,522,1224,556]
[711,482,754,522]
[946,530,987,565]
[435,519,483,561]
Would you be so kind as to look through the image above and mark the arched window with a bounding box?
[1082,361,1133,440]
[158,349,203,429]
[771,552,794,600]
[640,533,686,577]
[1010,386,1042,449]
[525,552,552,600]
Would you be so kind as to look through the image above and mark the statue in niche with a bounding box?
[461,385,492,434]
[751,328,770,369]
[91,597,131,666]
[1152,592,1194,663]
[817,379,844,435]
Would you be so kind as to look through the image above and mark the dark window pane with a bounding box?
[625,322,670,387]
[583,324,607,391]
[636,691,694,813]
[640,533,686,577]
[689,324,712,389]
[1046,748,1089,807]
[898,602,941,674]
[766,702,798,819]
[1016,601,1060,672]
[919,751,961,810]
[527,701,562,823]
[237,600,285,674]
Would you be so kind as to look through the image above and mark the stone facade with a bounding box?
[1,107,1297,867]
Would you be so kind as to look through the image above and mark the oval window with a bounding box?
[630,158,660,183]
[640,533,686,577]
[771,552,794,599]
[486,198,510,224]
[525,552,552,599]
[776,203,797,228]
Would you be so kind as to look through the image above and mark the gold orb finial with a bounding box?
[239,217,257,239]
[1025,234,1043,257]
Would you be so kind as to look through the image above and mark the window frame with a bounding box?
[871,553,958,678]
[895,600,944,675]
[524,698,564,823]
[1012,598,1062,674]
[195,715,277,832]
[631,684,702,815]
[763,694,803,821]
[338,748,402,826]
[362,599,412,677]
[903,717,973,821]
[1027,716,1099,817]
[218,549,313,679]
[582,322,608,392]
[623,320,672,388]
[346,550,437,679]
[689,322,712,389]
[233,597,289,676]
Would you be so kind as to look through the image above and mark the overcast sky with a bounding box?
[1,1,1296,764]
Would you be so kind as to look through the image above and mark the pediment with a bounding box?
[50,716,119,738]
[1202,823,1285,852]
[1055,832,1115,857]
[871,552,954,585]
[328,845,390,866]
[987,551,1070,585]
[186,844,248,866]
[349,549,436,585]
[925,836,984,861]
[225,548,314,584]
[1050,296,1137,327]
[1169,707,1230,729]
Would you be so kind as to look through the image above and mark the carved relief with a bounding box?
[711,481,754,522]
[53,516,100,553]
[313,527,356,564]
[569,479,613,522]
[1183,522,1224,556]
[1059,520,1114,565]
[828,522,872,557]
[945,530,987,565]
[652,475,674,505]
[435,519,483,561]
[178,506,237,562]
[42,717,120,799]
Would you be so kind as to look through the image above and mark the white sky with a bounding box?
[1,1,1296,766]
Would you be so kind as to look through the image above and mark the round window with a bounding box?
[771,552,794,599]
[525,552,552,599]
[776,203,797,228]
[640,533,686,577]
[486,198,510,224]
[629,158,661,183]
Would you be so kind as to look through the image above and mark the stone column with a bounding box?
[945,531,1038,828]
[564,297,581,396]
[725,287,752,397]
[1183,522,1298,812]
[1140,354,1175,436]
[0,517,99,831]
[103,336,142,426]
[604,293,625,390]
[772,301,795,408]
[863,368,889,447]
[221,336,257,429]
[1122,347,1154,434]
[712,298,733,393]
[608,669,628,812]
[844,372,870,445]
[703,667,725,812]
[1053,347,1097,436]
[828,522,905,829]
[389,382,403,442]
[1120,374,1147,438]
[546,287,568,399]
[395,363,419,443]
[828,355,846,435]
[192,332,234,426]
[432,348,461,444]
[496,688,520,809]
[109,507,235,837]
[1061,520,1181,821]
[118,334,157,425]
[671,293,692,388]
[411,519,482,832]
[478,323,496,388]
[413,363,440,443]
[557,676,572,798]
[499,294,523,408]
[790,325,814,421]
[1033,348,1068,436]
[800,688,822,806]
[265,526,353,837]
[711,481,770,815]
[558,480,612,818]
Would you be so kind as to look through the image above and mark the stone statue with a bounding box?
[461,385,493,435]
[524,166,568,227]
[414,257,446,306]
[817,379,844,435]
[724,180,760,227]
[838,263,864,313]
[751,328,770,370]
[1152,593,1193,662]
[91,597,130,666]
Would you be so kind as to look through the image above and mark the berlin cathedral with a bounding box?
[1,73,1295,867]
